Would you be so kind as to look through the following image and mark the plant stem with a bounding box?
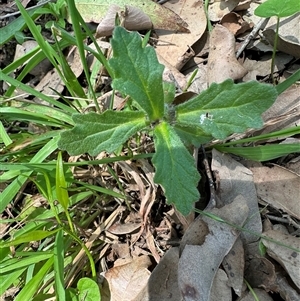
[204,0,213,32]
[270,17,280,84]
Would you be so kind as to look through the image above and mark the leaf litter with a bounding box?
[1,0,300,300]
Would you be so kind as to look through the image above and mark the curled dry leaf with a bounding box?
[73,0,189,33]
[262,229,300,290]
[207,25,247,84]
[96,5,152,37]
[221,12,253,36]
[208,0,241,22]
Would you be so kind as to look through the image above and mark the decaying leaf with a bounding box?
[262,229,300,290]
[210,269,231,301]
[250,164,300,220]
[155,0,206,69]
[96,4,152,37]
[263,28,300,58]
[133,247,181,301]
[178,197,249,301]
[221,12,253,36]
[208,0,241,22]
[211,149,262,243]
[72,0,189,33]
[101,255,151,301]
[207,24,247,84]
[244,257,277,289]
[222,237,244,296]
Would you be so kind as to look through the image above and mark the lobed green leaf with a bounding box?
[153,122,200,215]
[58,111,146,156]
[109,27,165,121]
[175,79,278,140]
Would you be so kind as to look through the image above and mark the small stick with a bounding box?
[201,146,222,209]
[236,17,270,58]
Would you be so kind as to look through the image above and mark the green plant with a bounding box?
[254,0,300,83]
[58,26,279,215]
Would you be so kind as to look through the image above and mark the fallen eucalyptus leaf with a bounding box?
[72,0,189,33]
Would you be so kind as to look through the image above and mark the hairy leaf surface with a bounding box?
[153,122,200,215]
[58,111,146,156]
[176,80,277,140]
[109,27,165,121]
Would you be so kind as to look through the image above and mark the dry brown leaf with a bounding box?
[221,12,253,36]
[244,257,276,289]
[242,53,293,80]
[260,85,300,134]
[178,197,249,301]
[263,229,300,290]
[250,164,300,220]
[222,237,245,296]
[263,29,300,59]
[96,4,152,37]
[180,218,209,253]
[101,255,151,301]
[211,149,262,243]
[14,41,51,77]
[133,247,181,301]
[74,0,189,33]
[208,0,240,22]
[155,0,207,69]
[207,24,247,84]
[108,221,141,235]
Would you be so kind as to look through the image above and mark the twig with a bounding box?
[201,146,222,209]
[236,17,270,58]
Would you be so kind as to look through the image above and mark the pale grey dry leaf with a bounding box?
[222,237,244,296]
[250,164,300,220]
[211,149,262,243]
[276,274,300,301]
[207,25,247,84]
[178,196,249,301]
[263,229,300,290]
[209,269,231,301]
